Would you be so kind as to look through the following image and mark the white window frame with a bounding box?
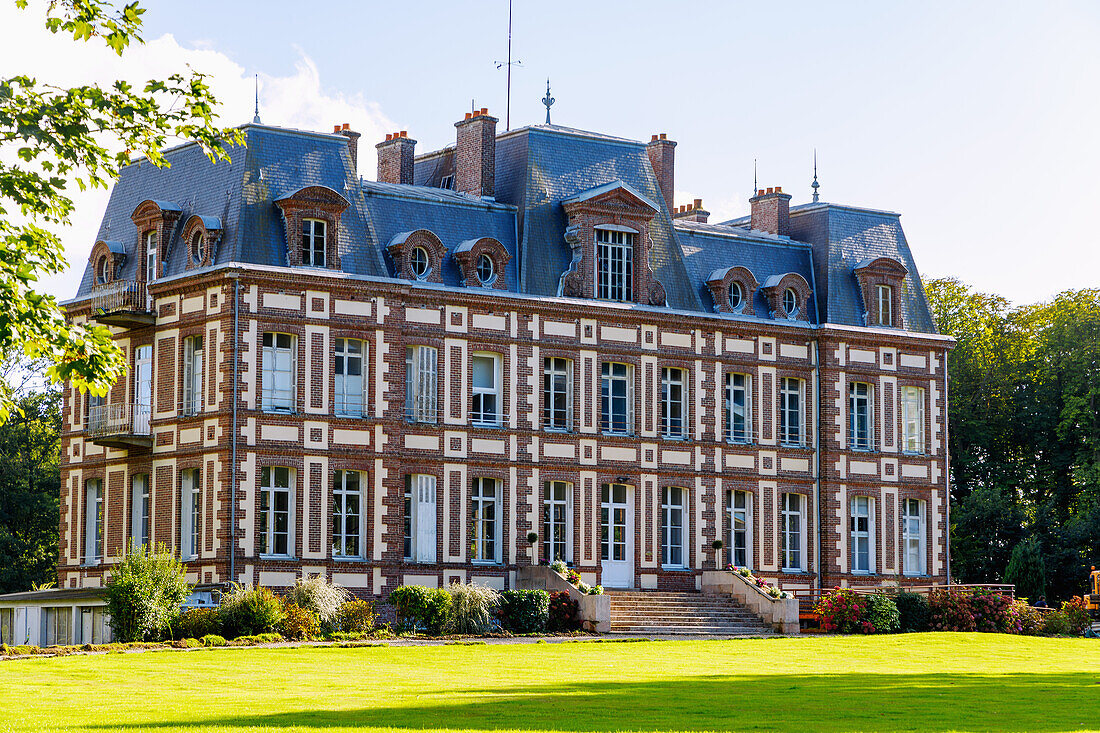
[191,230,205,266]
[877,284,893,326]
[475,253,496,286]
[726,490,752,569]
[405,346,438,423]
[145,230,157,283]
[410,246,430,280]
[600,361,634,436]
[182,334,203,416]
[404,474,437,563]
[595,227,634,302]
[783,288,798,317]
[332,470,364,559]
[130,473,149,551]
[779,377,804,446]
[660,366,688,440]
[471,352,503,427]
[726,372,751,444]
[850,495,873,574]
[728,280,744,311]
[780,492,805,572]
[301,218,326,267]
[180,468,201,561]
[84,479,103,566]
[901,386,925,454]
[42,607,72,647]
[543,357,573,432]
[543,480,572,563]
[661,486,687,569]
[902,498,926,576]
[259,466,293,559]
[334,338,366,417]
[470,477,501,564]
[849,381,873,451]
[134,344,152,434]
[261,332,296,413]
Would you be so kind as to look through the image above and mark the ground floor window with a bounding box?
[780,493,805,572]
[130,474,149,551]
[180,468,201,560]
[42,607,72,647]
[78,606,109,644]
[470,477,500,563]
[661,486,687,568]
[850,496,873,573]
[259,466,292,557]
[0,608,12,645]
[405,474,438,563]
[332,470,363,559]
[726,490,751,568]
[84,479,103,565]
[902,498,926,576]
[600,483,629,562]
[543,480,571,563]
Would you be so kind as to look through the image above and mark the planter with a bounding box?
[514,566,610,633]
[701,570,800,634]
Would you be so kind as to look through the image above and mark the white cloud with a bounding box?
[0,3,394,301]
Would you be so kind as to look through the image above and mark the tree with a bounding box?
[104,542,190,642]
[1003,537,1046,601]
[0,0,243,420]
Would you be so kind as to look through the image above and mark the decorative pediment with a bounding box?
[854,256,908,279]
[273,185,350,214]
[562,180,659,218]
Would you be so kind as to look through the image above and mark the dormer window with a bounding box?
[729,281,744,311]
[191,231,205,266]
[131,199,182,283]
[877,284,893,327]
[783,288,798,317]
[439,174,454,190]
[854,256,908,328]
[596,228,633,302]
[301,219,326,267]
[411,246,430,280]
[453,236,511,290]
[96,256,110,285]
[145,231,157,283]
[476,253,496,286]
[760,273,811,321]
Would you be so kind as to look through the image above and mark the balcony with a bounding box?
[89,281,154,329]
[87,403,152,450]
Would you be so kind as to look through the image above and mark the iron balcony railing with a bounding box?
[86,403,151,439]
[90,280,148,314]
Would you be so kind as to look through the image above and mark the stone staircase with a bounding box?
[607,590,776,636]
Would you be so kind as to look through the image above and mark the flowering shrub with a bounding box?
[337,600,377,634]
[549,560,567,575]
[547,591,580,632]
[565,569,581,586]
[865,593,900,634]
[1060,596,1090,636]
[928,590,976,632]
[969,590,1013,633]
[1007,599,1043,635]
[724,567,792,599]
[814,588,869,633]
[588,585,604,595]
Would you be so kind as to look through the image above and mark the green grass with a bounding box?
[2,633,1099,732]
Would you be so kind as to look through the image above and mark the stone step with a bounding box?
[610,626,774,636]
[603,589,773,636]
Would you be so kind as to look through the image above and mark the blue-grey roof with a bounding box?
[102,240,126,255]
[562,179,658,211]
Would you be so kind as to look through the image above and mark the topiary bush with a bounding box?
[388,585,453,635]
[218,585,285,639]
[894,592,931,632]
[814,588,869,634]
[279,602,320,640]
[499,589,549,633]
[447,583,501,635]
[337,599,377,634]
[928,590,976,632]
[865,593,900,634]
[174,607,221,640]
[104,543,192,642]
[282,576,349,629]
[547,591,580,632]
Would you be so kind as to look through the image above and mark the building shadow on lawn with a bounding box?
[84,672,1100,732]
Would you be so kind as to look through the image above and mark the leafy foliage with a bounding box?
[282,576,349,628]
[864,593,900,634]
[1004,537,1047,602]
[103,543,190,642]
[814,589,869,634]
[387,585,452,635]
[894,592,931,632]
[546,591,580,632]
[499,589,549,633]
[218,585,284,639]
[446,583,501,635]
[337,600,377,634]
[279,602,320,641]
[173,607,221,640]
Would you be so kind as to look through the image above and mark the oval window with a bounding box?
[728,281,743,310]
[783,288,798,316]
[410,246,430,279]
[476,253,496,286]
[191,231,204,265]
[96,256,110,285]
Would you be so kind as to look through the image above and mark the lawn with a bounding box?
[1,633,1098,732]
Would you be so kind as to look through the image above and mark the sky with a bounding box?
[3,0,1099,306]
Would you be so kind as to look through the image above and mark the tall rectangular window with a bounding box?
[332,470,363,558]
[471,353,502,426]
[849,382,873,450]
[145,231,158,283]
[134,344,152,434]
[660,367,687,439]
[600,362,633,435]
[180,468,201,560]
[726,373,751,443]
[726,490,751,568]
[543,357,572,431]
[261,333,296,413]
[84,479,103,565]
[543,480,571,562]
[405,346,438,423]
[850,496,872,573]
[779,377,803,446]
[182,335,203,416]
[86,393,105,433]
[130,474,149,551]
[259,466,291,557]
[595,228,633,301]
[661,486,686,568]
[42,607,72,647]
[470,477,500,563]
[780,493,804,572]
[334,338,365,417]
[901,386,925,454]
[301,218,326,267]
[404,474,437,563]
[902,498,925,576]
[877,284,893,326]
[600,483,628,562]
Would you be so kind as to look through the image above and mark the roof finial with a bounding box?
[252,74,261,124]
[753,158,757,195]
[542,78,555,125]
[811,149,820,203]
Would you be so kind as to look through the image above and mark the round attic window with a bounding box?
[783,288,798,317]
[410,246,430,280]
[95,256,110,285]
[476,253,496,286]
[728,281,744,311]
[191,231,205,265]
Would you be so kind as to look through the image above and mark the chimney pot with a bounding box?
[333,125,341,133]
[750,185,791,235]
[480,107,488,116]
[775,186,782,193]
[693,198,702,209]
[660,133,667,140]
[400,130,407,138]
[375,129,417,185]
[465,112,473,120]
[342,123,350,131]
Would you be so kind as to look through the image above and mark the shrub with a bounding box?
[865,593,900,634]
[1042,610,1073,636]
[969,590,1013,633]
[894,592,930,632]
[337,599,377,634]
[928,590,976,632]
[279,602,321,640]
[227,632,283,646]
[388,585,452,635]
[104,543,191,642]
[199,634,226,647]
[500,589,549,633]
[1060,596,1090,636]
[446,583,501,635]
[282,576,349,628]
[219,585,285,639]
[814,588,869,634]
[1004,537,1046,602]
[1008,599,1043,635]
[547,591,580,632]
[549,560,566,575]
[174,608,221,640]
[172,637,201,649]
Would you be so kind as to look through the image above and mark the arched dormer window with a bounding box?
[453,237,511,290]
[761,273,812,321]
[854,257,908,328]
[387,229,447,284]
[705,266,759,316]
[88,240,126,287]
[273,185,349,270]
[181,214,222,271]
[130,199,182,282]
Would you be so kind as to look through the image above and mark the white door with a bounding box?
[415,475,437,563]
[134,345,152,434]
[600,483,634,588]
[14,608,28,645]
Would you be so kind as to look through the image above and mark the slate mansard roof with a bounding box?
[75,122,938,334]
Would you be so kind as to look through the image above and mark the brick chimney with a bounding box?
[455,108,497,197]
[672,198,710,224]
[336,123,362,172]
[375,130,416,185]
[750,187,791,236]
[647,133,676,210]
